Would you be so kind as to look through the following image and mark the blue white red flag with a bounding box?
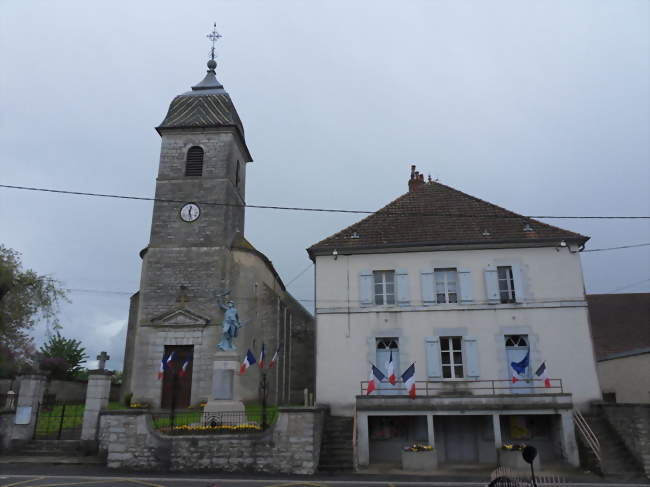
[157,354,166,380]
[367,364,386,395]
[401,363,416,399]
[259,343,266,369]
[179,357,191,377]
[166,351,175,368]
[240,349,256,375]
[535,361,551,388]
[387,350,396,385]
[510,352,529,382]
[269,344,283,368]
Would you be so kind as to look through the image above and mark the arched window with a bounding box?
[185,146,204,176]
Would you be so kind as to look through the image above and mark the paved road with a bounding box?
[0,475,649,487]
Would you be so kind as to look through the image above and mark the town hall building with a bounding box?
[121,44,314,410]
[309,166,602,468]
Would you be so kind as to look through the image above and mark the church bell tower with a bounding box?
[122,26,253,408]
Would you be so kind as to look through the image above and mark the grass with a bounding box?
[34,403,85,437]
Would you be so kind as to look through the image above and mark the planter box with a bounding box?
[499,449,541,470]
[401,449,438,471]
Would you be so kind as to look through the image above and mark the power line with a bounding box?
[2,184,649,220]
[583,242,650,253]
[608,278,650,293]
[285,263,314,288]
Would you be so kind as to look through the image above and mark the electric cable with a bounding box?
[2,184,649,220]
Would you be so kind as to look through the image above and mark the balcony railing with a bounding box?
[359,378,564,396]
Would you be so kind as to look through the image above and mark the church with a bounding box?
[121,36,314,410]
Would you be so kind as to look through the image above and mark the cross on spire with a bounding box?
[207,22,222,62]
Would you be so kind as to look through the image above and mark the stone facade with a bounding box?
[121,64,315,409]
[98,407,325,473]
[599,403,650,477]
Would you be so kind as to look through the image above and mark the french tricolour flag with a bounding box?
[510,352,529,383]
[179,357,191,377]
[269,344,282,368]
[258,343,266,369]
[535,361,551,388]
[401,363,416,399]
[157,354,166,380]
[166,351,175,368]
[367,364,386,395]
[387,350,396,385]
[240,349,256,375]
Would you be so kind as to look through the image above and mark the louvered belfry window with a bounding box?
[185,146,204,176]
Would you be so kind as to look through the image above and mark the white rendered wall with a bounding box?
[597,353,650,403]
[314,246,602,416]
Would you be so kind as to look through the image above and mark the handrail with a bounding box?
[359,378,564,396]
[573,409,600,463]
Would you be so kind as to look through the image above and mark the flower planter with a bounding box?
[401,449,438,471]
[499,449,541,469]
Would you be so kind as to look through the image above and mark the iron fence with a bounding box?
[33,400,85,440]
[359,378,564,396]
[152,409,276,435]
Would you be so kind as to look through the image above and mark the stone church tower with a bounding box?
[121,41,314,409]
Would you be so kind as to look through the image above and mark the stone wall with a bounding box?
[599,403,650,477]
[99,407,324,473]
[0,411,15,451]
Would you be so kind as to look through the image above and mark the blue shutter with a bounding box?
[464,336,480,379]
[359,270,374,306]
[458,268,473,303]
[420,270,435,305]
[425,337,442,379]
[511,264,526,303]
[396,269,410,306]
[484,266,499,303]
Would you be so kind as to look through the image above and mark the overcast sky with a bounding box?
[1,0,648,370]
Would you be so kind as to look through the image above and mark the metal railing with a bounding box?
[359,378,564,396]
[573,409,600,463]
[33,401,85,440]
[151,409,276,435]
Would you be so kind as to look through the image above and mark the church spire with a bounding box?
[192,23,224,91]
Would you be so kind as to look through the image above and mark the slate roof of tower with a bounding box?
[308,181,589,256]
[157,62,246,143]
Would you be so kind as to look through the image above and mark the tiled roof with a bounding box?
[157,92,245,137]
[308,181,589,255]
[587,293,650,360]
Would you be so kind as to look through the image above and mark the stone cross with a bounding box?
[97,351,110,370]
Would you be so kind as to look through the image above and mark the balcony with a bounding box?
[357,379,573,412]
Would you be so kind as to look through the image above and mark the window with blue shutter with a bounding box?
[484,266,500,303]
[425,337,442,379]
[458,268,473,303]
[359,270,374,306]
[420,270,435,305]
[463,336,480,379]
[395,269,410,306]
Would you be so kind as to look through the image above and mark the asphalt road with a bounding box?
[1,475,649,487]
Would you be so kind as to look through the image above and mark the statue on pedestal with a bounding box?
[216,291,243,351]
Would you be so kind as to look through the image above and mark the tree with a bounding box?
[0,245,67,377]
[39,332,88,379]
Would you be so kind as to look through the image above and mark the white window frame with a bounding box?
[434,268,458,304]
[497,266,516,303]
[440,336,464,379]
[373,270,395,305]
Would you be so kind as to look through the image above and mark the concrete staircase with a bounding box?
[0,440,104,465]
[582,413,646,480]
[318,415,354,473]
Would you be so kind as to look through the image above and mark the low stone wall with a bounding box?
[0,411,15,451]
[99,406,325,473]
[599,403,650,478]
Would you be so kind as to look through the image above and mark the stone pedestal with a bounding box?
[81,370,113,441]
[11,374,47,445]
[204,351,245,421]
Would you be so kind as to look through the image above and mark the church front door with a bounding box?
[161,345,193,409]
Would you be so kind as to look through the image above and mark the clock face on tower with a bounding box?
[180,203,200,222]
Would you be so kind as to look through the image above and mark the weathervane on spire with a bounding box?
[207,23,222,62]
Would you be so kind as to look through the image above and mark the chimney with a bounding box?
[408,164,425,192]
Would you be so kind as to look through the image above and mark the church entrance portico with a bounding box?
[161,345,194,409]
